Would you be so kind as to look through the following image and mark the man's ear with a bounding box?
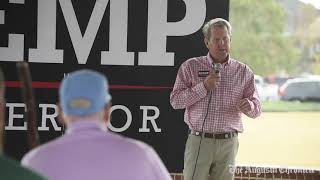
[57,103,66,125]
[103,102,112,123]
[204,38,209,48]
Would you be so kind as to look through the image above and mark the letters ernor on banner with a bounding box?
[0,0,229,172]
[5,103,161,133]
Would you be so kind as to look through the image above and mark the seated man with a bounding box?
[22,69,171,180]
[0,68,46,180]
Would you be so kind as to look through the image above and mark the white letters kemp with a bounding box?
[0,0,206,66]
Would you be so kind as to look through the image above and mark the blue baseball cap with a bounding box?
[59,69,112,116]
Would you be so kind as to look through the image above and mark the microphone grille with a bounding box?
[213,63,222,73]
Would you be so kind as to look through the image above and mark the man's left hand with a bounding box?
[238,98,252,113]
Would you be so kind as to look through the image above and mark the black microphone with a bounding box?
[212,63,222,73]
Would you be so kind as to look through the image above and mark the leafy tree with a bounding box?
[295,6,320,75]
[295,3,318,37]
[229,0,301,76]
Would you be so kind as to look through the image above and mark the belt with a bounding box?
[189,130,237,139]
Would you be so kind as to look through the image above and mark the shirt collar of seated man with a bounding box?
[57,103,112,133]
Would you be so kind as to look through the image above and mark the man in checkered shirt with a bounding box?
[170,18,261,180]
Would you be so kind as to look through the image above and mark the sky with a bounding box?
[298,0,320,9]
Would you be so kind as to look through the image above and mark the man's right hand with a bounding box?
[203,72,221,91]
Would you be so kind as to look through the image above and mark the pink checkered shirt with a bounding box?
[170,54,261,133]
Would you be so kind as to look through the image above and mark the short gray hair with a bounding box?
[202,18,232,40]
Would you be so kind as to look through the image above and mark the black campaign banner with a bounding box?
[0,0,229,172]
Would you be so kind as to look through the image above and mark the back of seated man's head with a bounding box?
[59,70,112,123]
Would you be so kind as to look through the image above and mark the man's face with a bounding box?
[205,25,231,63]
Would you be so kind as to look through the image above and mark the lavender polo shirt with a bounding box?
[21,119,171,180]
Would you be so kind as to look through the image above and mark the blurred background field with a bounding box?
[237,111,320,169]
[229,0,320,170]
[262,101,320,112]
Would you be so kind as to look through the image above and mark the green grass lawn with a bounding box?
[237,112,320,169]
[262,101,320,112]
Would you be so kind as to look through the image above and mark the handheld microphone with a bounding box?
[212,63,222,73]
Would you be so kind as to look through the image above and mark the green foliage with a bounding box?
[229,0,301,76]
[295,5,319,45]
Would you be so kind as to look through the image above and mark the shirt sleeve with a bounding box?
[145,147,172,180]
[21,150,35,166]
[242,68,261,118]
[170,61,207,109]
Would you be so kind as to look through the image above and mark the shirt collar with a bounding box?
[206,53,231,68]
[66,119,108,134]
